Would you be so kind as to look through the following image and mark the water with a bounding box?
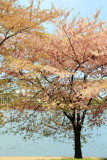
[0,124,107,157]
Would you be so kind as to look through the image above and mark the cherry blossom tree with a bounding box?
[2,10,107,158]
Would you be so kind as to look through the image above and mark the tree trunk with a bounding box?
[74,127,82,158]
[63,111,83,158]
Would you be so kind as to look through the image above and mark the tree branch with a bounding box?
[81,98,92,125]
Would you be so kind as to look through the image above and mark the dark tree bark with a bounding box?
[63,111,83,158]
[74,127,82,158]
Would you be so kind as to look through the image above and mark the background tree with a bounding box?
[0,0,64,94]
[0,0,62,47]
[0,0,66,145]
[0,0,65,88]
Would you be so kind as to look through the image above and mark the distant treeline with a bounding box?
[0,95,13,105]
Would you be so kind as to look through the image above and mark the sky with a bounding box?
[18,0,107,21]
